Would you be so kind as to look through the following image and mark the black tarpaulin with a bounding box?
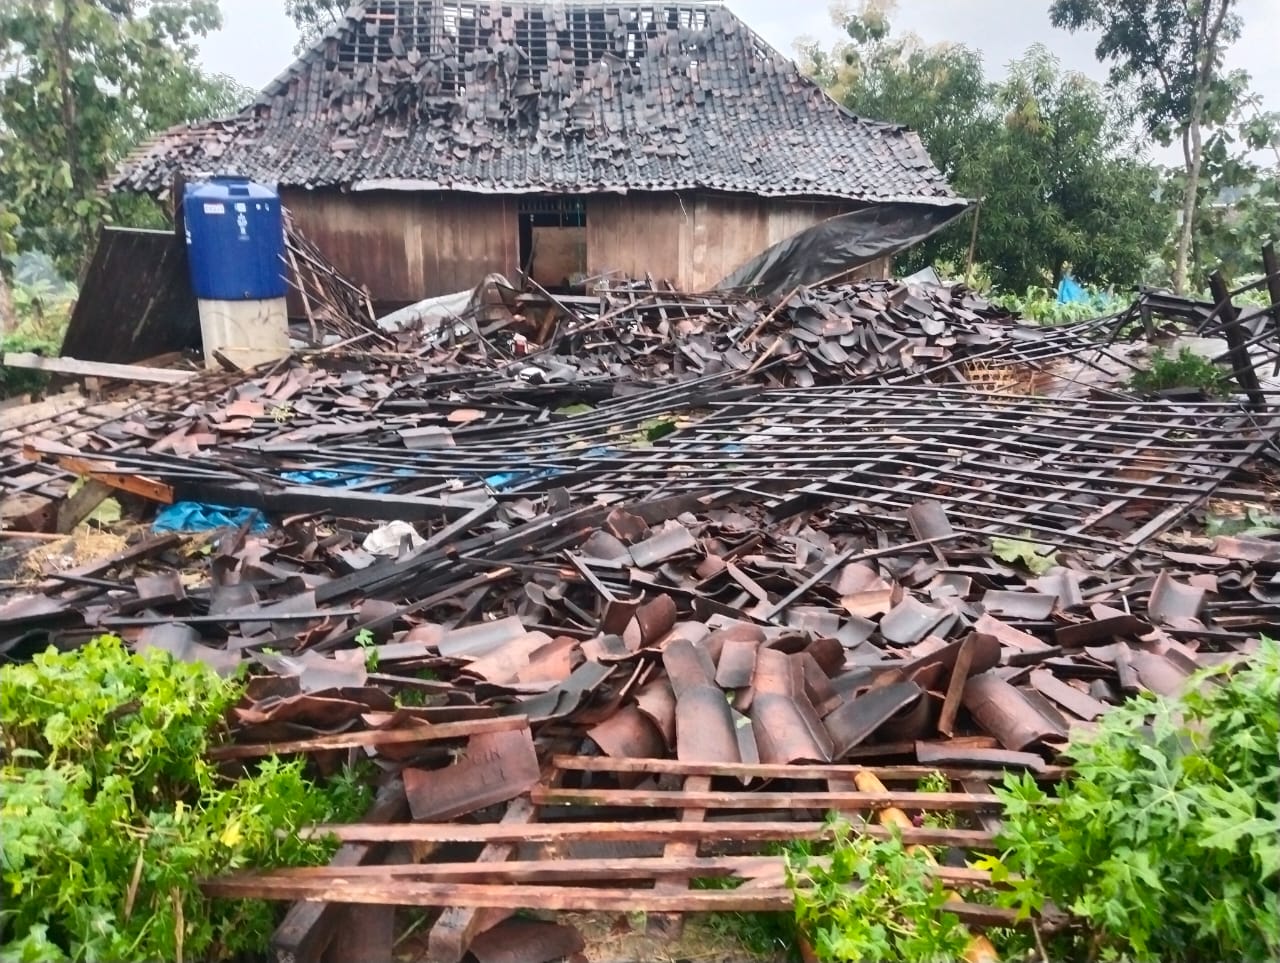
[715,202,972,297]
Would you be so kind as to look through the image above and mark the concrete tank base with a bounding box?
[197,298,289,370]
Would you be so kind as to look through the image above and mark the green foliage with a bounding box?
[1048,0,1261,293]
[787,818,969,963]
[0,0,245,273]
[354,627,379,670]
[0,268,77,399]
[285,0,349,53]
[698,843,798,959]
[1206,506,1280,538]
[990,532,1060,575]
[915,772,956,831]
[1048,0,1243,142]
[985,639,1280,961]
[0,636,371,962]
[1127,346,1230,396]
[797,9,1170,291]
[701,907,798,961]
[990,284,1130,325]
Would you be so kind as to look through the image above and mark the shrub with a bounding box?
[988,639,1280,961]
[0,636,371,962]
[1127,346,1231,396]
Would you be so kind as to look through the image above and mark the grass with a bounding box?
[1,276,75,399]
[1127,346,1231,397]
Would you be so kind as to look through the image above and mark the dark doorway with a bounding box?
[518,196,587,292]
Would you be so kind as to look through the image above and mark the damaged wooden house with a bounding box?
[112,0,966,307]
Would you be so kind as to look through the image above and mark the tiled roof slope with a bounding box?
[114,1,963,205]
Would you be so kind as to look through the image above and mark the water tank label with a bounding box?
[203,202,226,214]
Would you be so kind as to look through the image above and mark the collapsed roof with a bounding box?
[114,1,965,205]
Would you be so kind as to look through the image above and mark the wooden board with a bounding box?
[204,878,1024,926]
[303,820,995,848]
[529,226,586,287]
[210,855,1007,887]
[531,787,1004,811]
[282,189,518,306]
[550,754,1067,782]
[271,779,408,963]
[209,716,528,759]
[2,353,194,385]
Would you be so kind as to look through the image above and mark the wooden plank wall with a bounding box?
[588,193,885,291]
[283,189,889,308]
[281,189,518,306]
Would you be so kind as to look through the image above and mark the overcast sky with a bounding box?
[199,0,1280,166]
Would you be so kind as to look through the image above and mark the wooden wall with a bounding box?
[282,189,518,307]
[587,193,885,291]
[283,188,886,308]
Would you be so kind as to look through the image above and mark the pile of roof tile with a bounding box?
[3,270,1277,963]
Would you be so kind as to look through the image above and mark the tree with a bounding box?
[1049,0,1243,293]
[285,0,349,53]
[0,0,233,276]
[972,47,1169,291]
[797,4,1169,292]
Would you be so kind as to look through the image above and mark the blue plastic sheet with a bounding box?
[279,463,398,493]
[153,502,269,534]
[153,463,402,534]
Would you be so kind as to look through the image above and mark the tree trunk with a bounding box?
[1173,121,1204,295]
[0,271,15,335]
[1173,0,1234,295]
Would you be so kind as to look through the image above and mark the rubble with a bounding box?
[1,262,1278,963]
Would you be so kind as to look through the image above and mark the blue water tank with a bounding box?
[183,177,287,300]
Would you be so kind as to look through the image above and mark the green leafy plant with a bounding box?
[1206,506,1280,538]
[697,853,799,959]
[0,636,371,962]
[990,531,1060,575]
[991,284,1129,325]
[787,818,970,963]
[1127,346,1231,397]
[354,627,379,671]
[983,638,1280,961]
[916,772,957,831]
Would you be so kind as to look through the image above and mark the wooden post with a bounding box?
[1209,270,1266,410]
[1263,242,1280,377]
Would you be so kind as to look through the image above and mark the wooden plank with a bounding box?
[427,797,537,963]
[212,856,1006,887]
[1,352,194,385]
[649,773,710,939]
[549,754,1068,782]
[209,716,527,760]
[23,447,174,503]
[302,821,995,848]
[204,879,1028,925]
[209,878,795,912]
[272,779,408,963]
[0,391,86,430]
[532,787,1004,811]
[55,479,114,534]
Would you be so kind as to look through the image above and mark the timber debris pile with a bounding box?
[2,263,1279,963]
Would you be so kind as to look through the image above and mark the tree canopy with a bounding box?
[1048,0,1249,292]
[0,0,246,275]
[797,6,1170,292]
[285,0,349,53]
